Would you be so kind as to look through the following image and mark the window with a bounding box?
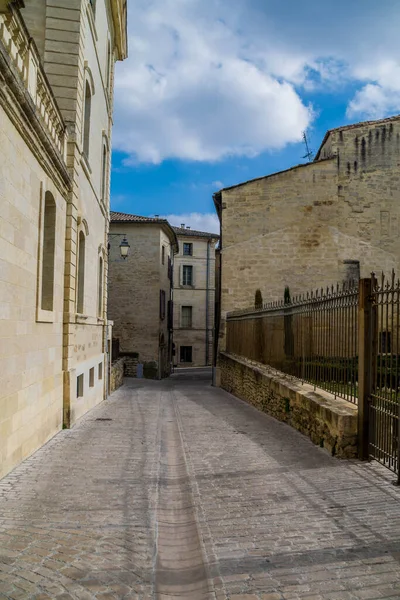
[168,256,172,281]
[183,242,193,256]
[181,306,192,328]
[98,362,103,380]
[83,80,92,158]
[89,367,95,387]
[77,374,84,398]
[162,246,165,265]
[77,231,86,313]
[98,256,103,317]
[160,290,166,320]
[41,192,56,311]
[182,265,193,286]
[101,143,108,201]
[180,346,192,363]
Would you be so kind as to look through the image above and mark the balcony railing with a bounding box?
[0,5,67,159]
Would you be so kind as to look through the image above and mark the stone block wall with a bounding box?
[110,358,125,393]
[219,352,358,458]
[217,116,400,353]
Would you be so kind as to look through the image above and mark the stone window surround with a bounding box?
[181,306,193,328]
[36,183,58,324]
[180,346,193,363]
[76,218,90,316]
[82,65,95,164]
[183,242,193,256]
[182,264,194,286]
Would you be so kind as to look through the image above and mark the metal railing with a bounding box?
[227,282,359,404]
[369,272,400,477]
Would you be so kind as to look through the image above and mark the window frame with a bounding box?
[160,289,166,320]
[77,230,86,314]
[181,306,193,328]
[180,346,193,363]
[183,242,193,256]
[182,265,193,286]
[36,186,57,323]
[82,68,95,162]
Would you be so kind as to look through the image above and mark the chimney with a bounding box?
[154,214,159,218]
[181,223,185,229]
[186,226,191,230]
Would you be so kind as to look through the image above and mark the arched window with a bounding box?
[41,192,56,311]
[83,80,92,158]
[77,230,86,313]
[101,142,108,202]
[98,256,103,317]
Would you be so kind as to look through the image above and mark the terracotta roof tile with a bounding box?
[172,226,219,239]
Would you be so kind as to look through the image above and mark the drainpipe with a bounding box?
[205,239,211,366]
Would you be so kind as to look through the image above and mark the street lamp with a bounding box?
[108,233,130,260]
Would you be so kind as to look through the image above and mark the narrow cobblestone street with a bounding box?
[1,369,400,600]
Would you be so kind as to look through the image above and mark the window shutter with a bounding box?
[179,264,182,286]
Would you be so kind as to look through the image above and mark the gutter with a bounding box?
[205,239,211,366]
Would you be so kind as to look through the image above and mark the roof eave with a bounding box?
[111,0,128,61]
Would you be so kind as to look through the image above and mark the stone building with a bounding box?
[214,115,400,352]
[172,225,219,367]
[108,212,178,379]
[0,0,127,479]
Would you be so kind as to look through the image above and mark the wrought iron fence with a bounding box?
[369,272,400,477]
[226,281,359,404]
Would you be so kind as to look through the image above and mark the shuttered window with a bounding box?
[181,306,192,328]
[182,265,193,286]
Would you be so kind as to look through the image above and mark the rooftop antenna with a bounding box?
[302,131,314,162]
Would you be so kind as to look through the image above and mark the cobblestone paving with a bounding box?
[1,369,400,599]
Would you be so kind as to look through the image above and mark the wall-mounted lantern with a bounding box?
[108,233,130,260]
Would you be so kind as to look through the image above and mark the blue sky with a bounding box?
[111,0,400,233]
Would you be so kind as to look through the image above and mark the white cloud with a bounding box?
[161,212,220,234]
[113,0,312,164]
[113,0,400,165]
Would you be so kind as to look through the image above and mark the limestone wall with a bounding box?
[108,223,175,378]
[110,357,124,392]
[0,97,68,479]
[219,353,358,458]
[173,235,217,367]
[218,116,400,351]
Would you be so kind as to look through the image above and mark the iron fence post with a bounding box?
[358,278,376,460]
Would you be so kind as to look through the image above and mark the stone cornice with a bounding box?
[110,0,127,60]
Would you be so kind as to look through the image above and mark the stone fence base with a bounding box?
[218,352,358,458]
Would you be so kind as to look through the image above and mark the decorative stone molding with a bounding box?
[0,5,67,160]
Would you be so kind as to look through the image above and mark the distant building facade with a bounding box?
[214,115,400,353]
[0,0,127,479]
[108,212,178,379]
[172,226,219,367]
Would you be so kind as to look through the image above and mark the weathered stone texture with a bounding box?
[0,102,67,480]
[110,357,124,392]
[218,116,400,351]
[108,221,176,378]
[219,352,358,458]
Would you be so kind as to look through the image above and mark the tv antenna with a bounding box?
[302,131,314,162]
